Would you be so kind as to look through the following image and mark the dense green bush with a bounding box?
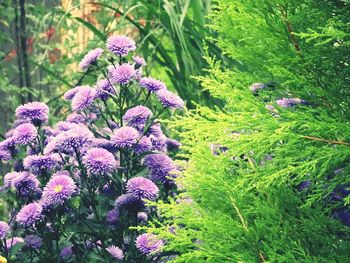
[147,0,350,262]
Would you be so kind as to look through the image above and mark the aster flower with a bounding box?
[127,177,159,200]
[93,138,118,153]
[41,174,76,206]
[135,233,164,255]
[149,134,167,152]
[0,150,11,162]
[53,126,95,153]
[82,147,117,174]
[109,64,135,85]
[79,48,103,71]
[143,153,176,183]
[96,79,115,101]
[71,86,97,111]
[133,56,146,67]
[3,172,20,188]
[60,245,73,259]
[115,193,141,209]
[64,86,83,101]
[156,89,184,109]
[13,123,38,145]
[24,235,43,249]
[106,245,124,260]
[249,82,266,92]
[66,113,86,123]
[0,221,10,239]
[134,137,153,154]
[123,105,152,127]
[0,137,16,153]
[139,77,166,93]
[15,102,49,125]
[16,202,43,227]
[166,138,181,151]
[55,121,81,132]
[23,154,59,175]
[276,98,307,108]
[5,237,24,250]
[106,35,136,56]
[12,172,40,197]
[137,212,148,224]
[106,209,119,224]
[111,127,139,148]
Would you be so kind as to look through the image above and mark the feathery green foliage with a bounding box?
[147,0,350,262]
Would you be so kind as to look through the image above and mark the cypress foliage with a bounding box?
[146,0,350,262]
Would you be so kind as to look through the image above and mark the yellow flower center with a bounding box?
[54,184,63,193]
[0,255,7,263]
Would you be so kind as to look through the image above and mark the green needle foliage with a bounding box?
[146,0,350,262]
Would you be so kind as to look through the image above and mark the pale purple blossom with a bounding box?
[106,35,136,56]
[156,89,184,109]
[139,77,166,93]
[79,48,103,71]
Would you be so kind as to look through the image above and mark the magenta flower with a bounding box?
[13,123,38,145]
[79,48,103,71]
[139,77,166,93]
[82,147,117,174]
[133,56,146,66]
[106,245,124,260]
[16,202,43,227]
[41,174,76,206]
[71,86,97,111]
[156,89,184,109]
[106,35,136,56]
[109,64,136,85]
[0,221,10,239]
[23,154,59,175]
[135,233,164,255]
[15,102,49,124]
[123,105,152,127]
[127,177,159,200]
[111,126,139,148]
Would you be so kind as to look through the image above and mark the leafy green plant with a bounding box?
[146,0,350,262]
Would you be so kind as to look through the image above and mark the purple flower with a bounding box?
[13,123,38,145]
[133,56,146,66]
[79,48,103,71]
[82,147,117,174]
[0,137,16,153]
[96,79,115,101]
[139,77,166,93]
[66,113,86,123]
[71,86,97,111]
[3,172,20,188]
[60,245,73,259]
[51,126,95,153]
[166,138,181,151]
[23,154,59,175]
[123,105,152,127]
[115,193,141,209]
[64,86,83,101]
[135,233,164,255]
[109,64,136,85]
[15,102,49,125]
[24,235,43,249]
[134,137,153,154]
[276,98,306,108]
[41,174,76,206]
[6,237,24,250]
[106,209,119,224]
[111,127,139,148]
[16,202,43,227]
[156,89,184,109]
[0,221,10,239]
[106,35,136,56]
[93,138,118,153]
[143,154,176,183]
[127,177,159,200]
[137,212,148,224]
[0,150,11,162]
[106,245,124,260]
[55,121,80,132]
[249,83,266,92]
[12,172,40,197]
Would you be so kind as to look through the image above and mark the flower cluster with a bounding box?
[0,35,183,262]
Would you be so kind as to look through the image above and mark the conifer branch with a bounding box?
[302,135,350,146]
[279,6,301,53]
